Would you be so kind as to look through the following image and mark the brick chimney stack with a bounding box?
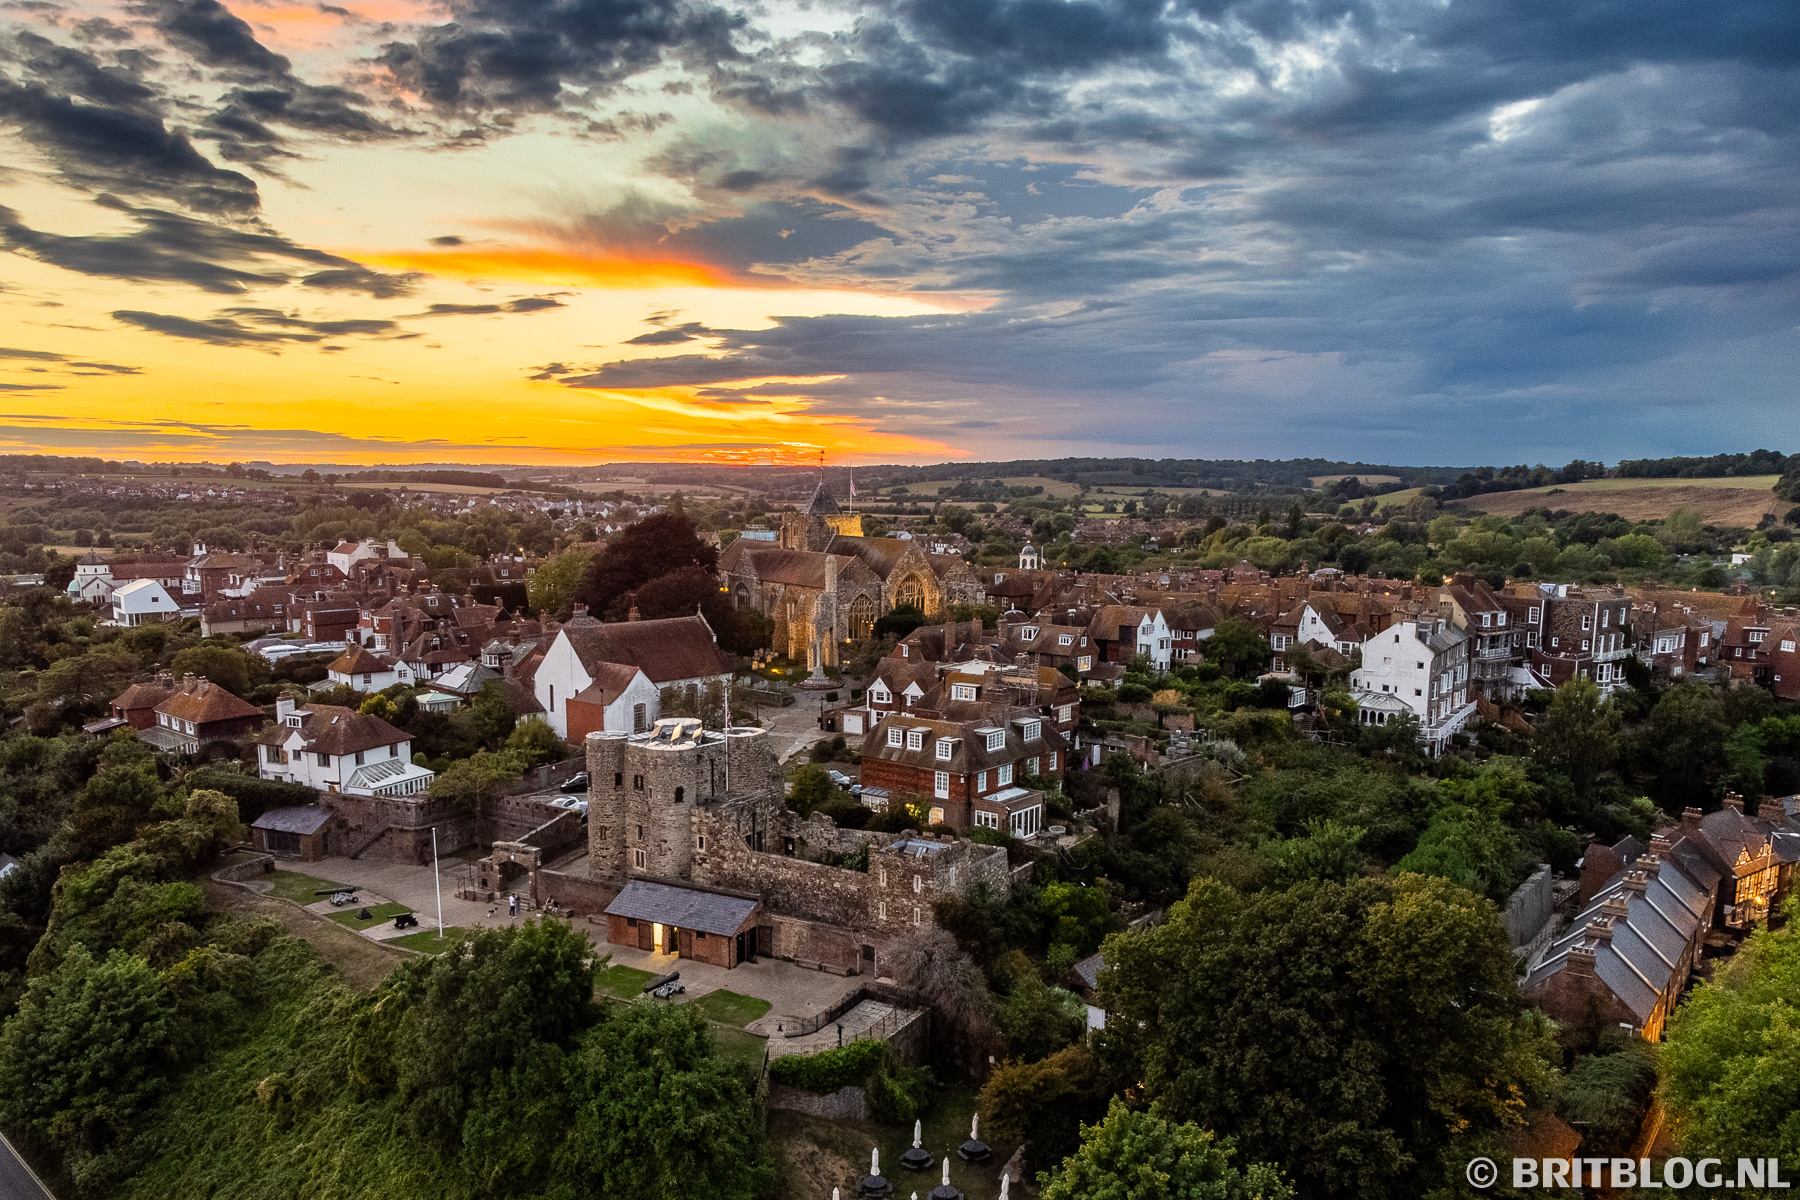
[1567,942,1598,977]
[1723,792,1744,813]
[1681,807,1704,838]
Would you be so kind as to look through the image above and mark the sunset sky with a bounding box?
[1,0,1795,465]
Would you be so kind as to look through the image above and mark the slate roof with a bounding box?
[1074,952,1105,992]
[561,615,727,685]
[1525,856,1710,1023]
[604,879,759,936]
[251,805,333,834]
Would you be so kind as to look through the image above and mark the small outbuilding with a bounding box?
[603,878,765,968]
[251,805,334,861]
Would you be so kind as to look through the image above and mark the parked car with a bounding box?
[559,771,589,794]
[828,770,853,788]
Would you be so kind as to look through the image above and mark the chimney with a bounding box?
[627,604,640,622]
[1622,869,1648,895]
[1757,797,1788,822]
[1681,807,1704,838]
[1649,831,1674,855]
[275,696,295,722]
[1566,941,1598,977]
[1600,894,1630,924]
[1722,792,1744,813]
[1637,853,1663,881]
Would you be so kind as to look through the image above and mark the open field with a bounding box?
[1312,473,1402,486]
[1457,476,1781,525]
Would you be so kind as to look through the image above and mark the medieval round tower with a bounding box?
[584,719,777,885]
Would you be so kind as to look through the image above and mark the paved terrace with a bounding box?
[239,854,868,1028]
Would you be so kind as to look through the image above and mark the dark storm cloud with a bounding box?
[0,34,262,214]
[374,0,743,115]
[0,199,415,297]
[123,0,407,165]
[114,305,414,348]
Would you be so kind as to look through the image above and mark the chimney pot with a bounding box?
[1723,792,1744,812]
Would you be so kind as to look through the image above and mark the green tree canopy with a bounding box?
[526,547,595,620]
[577,514,718,620]
[1099,873,1557,1200]
[1660,902,1800,1166]
[1038,1098,1293,1200]
[167,644,267,699]
[0,943,173,1188]
[1203,619,1271,680]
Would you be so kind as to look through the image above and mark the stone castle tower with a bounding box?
[584,719,781,885]
[779,480,862,551]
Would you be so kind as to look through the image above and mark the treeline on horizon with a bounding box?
[2,450,1796,500]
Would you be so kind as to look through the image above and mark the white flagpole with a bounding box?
[432,825,444,938]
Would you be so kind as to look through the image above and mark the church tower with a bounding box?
[779,479,862,550]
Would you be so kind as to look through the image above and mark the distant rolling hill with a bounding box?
[1452,475,1782,526]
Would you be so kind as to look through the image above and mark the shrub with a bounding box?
[767,1038,887,1094]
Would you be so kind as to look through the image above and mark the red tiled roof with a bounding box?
[157,676,263,725]
[112,679,177,712]
[561,615,727,685]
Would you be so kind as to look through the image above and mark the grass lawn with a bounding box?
[326,902,412,932]
[390,927,474,954]
[264,870,352,903]
[685,989,772,1028]
[594,964,659,999]
[710,1025,768,1074]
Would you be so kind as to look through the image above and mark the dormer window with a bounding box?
[985,730,1005,752]
[951,683,977,701]
[887,726,903,748]
[1019,720,1041,741]
[936,738,957,760]
[1020,627,1037,641]
[906,728,926,751]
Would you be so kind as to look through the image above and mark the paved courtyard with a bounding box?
[252,854,874,1027]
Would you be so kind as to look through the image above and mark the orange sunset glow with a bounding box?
[353,247,750,292]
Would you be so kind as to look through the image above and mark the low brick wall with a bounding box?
[766,1082,868,1120]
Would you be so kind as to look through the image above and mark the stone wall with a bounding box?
[766,1082,868,1121]
[1503,863,1556,946]
[214,854,276,882]
[538,867,618,920]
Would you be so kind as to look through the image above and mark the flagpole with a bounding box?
[432,825,444,938]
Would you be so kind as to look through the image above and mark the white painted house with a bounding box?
[532,615,731,740]
[255,697,433,797]
[1349,617,1474,754]
[108,579,180,627]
